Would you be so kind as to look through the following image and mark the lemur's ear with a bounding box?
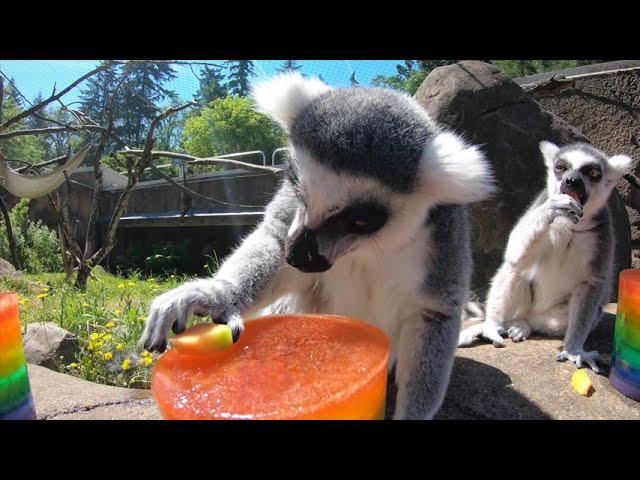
[539,140,560,167]
[421,131,496,204]
[251,72,331,131]
[607,154,634,184]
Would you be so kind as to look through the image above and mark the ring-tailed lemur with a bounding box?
[140,73,494,419]
[459,141,633,374]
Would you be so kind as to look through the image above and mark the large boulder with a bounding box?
[415,61,631,300]
[23,322,80,370]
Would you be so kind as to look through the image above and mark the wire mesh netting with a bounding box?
[0,60,404,106]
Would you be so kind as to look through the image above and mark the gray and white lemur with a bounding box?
[459,141,633,373]
[140,73,494,419]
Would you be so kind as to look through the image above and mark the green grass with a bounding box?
[1,268,216,389]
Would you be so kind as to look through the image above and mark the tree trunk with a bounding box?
[0,195,21,270]
[74,260,92,290]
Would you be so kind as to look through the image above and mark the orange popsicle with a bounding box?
[151,314,390,420]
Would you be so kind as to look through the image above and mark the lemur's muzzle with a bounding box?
[285,228,332,273]
[561,174,587,205]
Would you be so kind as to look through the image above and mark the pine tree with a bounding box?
[195,64,227,107]
[224,60,255,97]
[277,60,302,73]
[349,71,359,86]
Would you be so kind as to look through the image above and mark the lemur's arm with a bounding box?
[393,205,467,419]
[504,192,582,269]
[140,181,312,352]
[557,216,613,373]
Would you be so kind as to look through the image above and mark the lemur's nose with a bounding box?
[566,176,581,188]
[286,229,332,273]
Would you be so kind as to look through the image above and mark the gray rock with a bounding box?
[23,322,80,370]
[0,257,17,276]
[415,61,631,300]
[28,364,160,420]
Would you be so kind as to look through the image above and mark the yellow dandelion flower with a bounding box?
[18,298,29,306]
[140,356,153,367]
[87,342,95,351]
[105,321,116,329]
[114,309,122,317]
[90,332,100,341]
[82,302,90,308]
[103,352,113,361]
[117,283,125,289]
[41,287,50,293]
[68,363,79,369]
[138,315,147,323]
[37,293,49,300]
[103,334,112,341]
[121,357,132,371]
[116,344,125,351]
[141,351,152,358]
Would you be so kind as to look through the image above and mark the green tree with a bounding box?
[277,60,302,73]
[224,60,255,97]
[181,96,286,160]
[0,84,47,164]
[372,60,456,95]
[195,64,227,107]
[489,60,604,78]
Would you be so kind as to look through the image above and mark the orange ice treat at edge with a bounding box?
[151,314,390,420]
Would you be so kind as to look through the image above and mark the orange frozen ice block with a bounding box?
[151,314,390,420]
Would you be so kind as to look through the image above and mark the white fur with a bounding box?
[420,131,496,204]
[251,72,331,131]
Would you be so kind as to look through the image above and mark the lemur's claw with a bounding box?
[556,349,607,375]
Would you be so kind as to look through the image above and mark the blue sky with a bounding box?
[0,60,404,105]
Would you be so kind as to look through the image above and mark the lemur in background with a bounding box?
[459,141,633,374]
[140,73,495,419]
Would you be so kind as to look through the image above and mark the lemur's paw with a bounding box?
[548,194,583,224]
[507,322,531,343]
[556,349,607,375]
[458,324,505,348]
[139,279,243,353]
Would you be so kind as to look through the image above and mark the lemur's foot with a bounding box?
[507,322,531,343]
[458,323,505,348]
[556,349,607,375]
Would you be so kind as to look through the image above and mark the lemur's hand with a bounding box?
[545,194,583,224]
[139,279,244,353]
[556,349,607,375]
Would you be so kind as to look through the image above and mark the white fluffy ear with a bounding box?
[539,140,560,167]
[251,72,331,131]
[421,131,496,204]
[608,154,634,182]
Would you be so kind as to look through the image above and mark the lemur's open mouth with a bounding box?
[562,186,587,206]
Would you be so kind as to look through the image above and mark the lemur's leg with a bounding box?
[394,310,460,420]
[458,263,532,347]
[141,183,313,352]
[556,280,608,374]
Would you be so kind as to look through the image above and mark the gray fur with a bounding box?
[140,74,495,419]
[459,141,631,374]
[290,87,439,193]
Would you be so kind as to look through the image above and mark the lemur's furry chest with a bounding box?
[317,229,431,347]
[526,224,597,312]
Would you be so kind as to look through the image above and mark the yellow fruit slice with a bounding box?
[571,369,593,396]
[170,324,233,354]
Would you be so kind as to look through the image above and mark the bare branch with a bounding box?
[120,149,284,176]
[0,61,115,133]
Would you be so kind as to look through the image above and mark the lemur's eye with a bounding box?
[589,169,602,181]
[554,164,567,173]
[354,219,370,228]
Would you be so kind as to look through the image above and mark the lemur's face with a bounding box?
[252,73,494,273]
[541,141,632,217]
